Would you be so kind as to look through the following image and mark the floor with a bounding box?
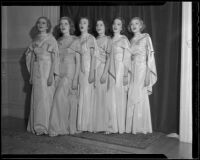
[1,116,193,159]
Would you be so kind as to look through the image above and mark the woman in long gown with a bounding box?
[104,17,132,134]
[126,17,157,134]
[48,17,80,136]
[76,17,99,132]
[25,17,59,135]
[92,19,111,132]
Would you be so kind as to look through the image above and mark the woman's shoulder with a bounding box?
[47,33,57,43]
[71,35,78,39]
[88,34,96,40]
[143,33,151,39]
[120,35,130,42]
[120,35,130,45]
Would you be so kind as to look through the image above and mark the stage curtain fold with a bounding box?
[61,2,182,134]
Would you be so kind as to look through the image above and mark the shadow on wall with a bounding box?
[19,50,32,127]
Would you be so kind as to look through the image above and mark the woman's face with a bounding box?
[37,18,48,33]
[60,19,70,34]
[96,20,105,35]
[130,19,142,33]
[112,19,122,34]
[79,18,89,33]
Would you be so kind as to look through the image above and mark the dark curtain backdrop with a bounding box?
[60,2,182,134]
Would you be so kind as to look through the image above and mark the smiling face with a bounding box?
[112,19,122,34]
[60,19,70,34]
[79,18,89,33]
[130,18,142,33]
[96,20,105,35]
[37,18,48,33]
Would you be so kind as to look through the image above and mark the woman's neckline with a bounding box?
[81,32,89,38]
[132,33,146,43]
[97,35,107,39]
[112,34,123,42]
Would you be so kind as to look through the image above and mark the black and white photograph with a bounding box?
[1,1,198,159]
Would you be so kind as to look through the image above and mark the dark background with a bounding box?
[61,2,182,134]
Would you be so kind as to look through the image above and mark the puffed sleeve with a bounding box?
[25,44,33,74]
[106,37,112,55]
[88,35,100,56]
[47,39,60,76]
[120,36,132,71]
[70,38,82,54]
[146,34,157,95]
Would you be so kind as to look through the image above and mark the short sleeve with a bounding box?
[120,36,131,49]
[146,34,154,54]
[70,38,82,54]
[106,37,112,54]
[25,44,34,73]
[120,36,131,71]
[47,43,59,55]
[47,38,60,76]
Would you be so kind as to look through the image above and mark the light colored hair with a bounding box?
[35,16,52,33]
[128,17,146,33]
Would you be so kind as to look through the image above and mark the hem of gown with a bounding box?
[49,130,78,136]
[125,130,153,134]
[27,128,48,135]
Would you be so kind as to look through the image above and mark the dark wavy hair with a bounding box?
[111,17,126,35]
[128,17,146,33]
[59,17,75,35]
[78,17,91,32]
[94,18,109,37]
[29,16,52,40]
[53,16,75,39]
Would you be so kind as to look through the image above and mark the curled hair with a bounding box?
[95,18,109,36]
[79,17,91,32]
[29,16,52,40]
[59,16,75,35]
[128,17,146,33]
[36,16,52,33]
[111,17,126,35]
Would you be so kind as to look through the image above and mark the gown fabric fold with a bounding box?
[75,34,99,132]
[107,35,132,134]
[126,33,157,134]
[48,36,79,136]
[26,34,59,135]
[92,36,111,132]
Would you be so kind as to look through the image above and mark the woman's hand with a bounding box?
[47,75,53,86]
[123,75,128,86]
[131,54,135,61]
[72,79,78,90]
[29,77,33,84]
[100,73,107,84]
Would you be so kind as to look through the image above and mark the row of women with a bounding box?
[25,15,157,137]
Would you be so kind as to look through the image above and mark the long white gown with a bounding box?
[48,35,79,136]
[25,34,59,135]
[126,33,157,134]
[75,33,99,132]
[107,35,131,134]
[92,36,111,132]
